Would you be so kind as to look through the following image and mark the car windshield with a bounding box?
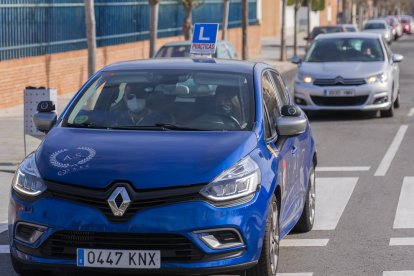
[63,69,255,131]
[364,23,386,30]
[305,38,385,62]
[311,27,343,38]
[155,45,191,58]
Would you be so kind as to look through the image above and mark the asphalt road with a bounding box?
[1,35,414,276]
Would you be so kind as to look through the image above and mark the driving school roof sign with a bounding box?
[191,23,219,55]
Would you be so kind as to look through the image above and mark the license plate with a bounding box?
[325,89,355,97]
[77,248,161,269]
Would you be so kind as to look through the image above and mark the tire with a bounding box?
[394,91,400,109]
[293,166,316,233]
[11,254,51,276]
[380,102,394,118]
[246,195,279,276]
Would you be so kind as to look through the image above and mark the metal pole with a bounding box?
[222,0,230,40]
[84,0,96,77]
[149,0,159,58]
[280,0,287,61]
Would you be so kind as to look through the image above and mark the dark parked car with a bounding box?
[305,25,347,50]
[154,40,239,59]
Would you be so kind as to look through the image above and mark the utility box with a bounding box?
[24,87,57,139]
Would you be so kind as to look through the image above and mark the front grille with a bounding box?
[24,231,204,262]
[311,96,369,106]
[45,181,205,222]
[313,78,366,86]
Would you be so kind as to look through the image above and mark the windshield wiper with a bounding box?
[154,123,206,131]
[110,124,205,131]
[66,122,108,129]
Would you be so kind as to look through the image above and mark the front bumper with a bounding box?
[294,81,392,111]
[8,187,269,274]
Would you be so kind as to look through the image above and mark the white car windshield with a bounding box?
[305,38,385,62]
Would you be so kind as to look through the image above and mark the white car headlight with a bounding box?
[367,73,388,84]
[296,73,313,84]
[12,153,46,196]
[200,156,261,202]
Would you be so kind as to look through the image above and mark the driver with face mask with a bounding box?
[118,83,168,126]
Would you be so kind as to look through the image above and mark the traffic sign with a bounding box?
[191,23,219,56]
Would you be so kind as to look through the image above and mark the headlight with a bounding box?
[296,73,313,84]
[367,73,388,84]
[12,153,46,196]
[200,156,261,202]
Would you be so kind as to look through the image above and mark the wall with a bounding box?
[0,25,261,108]
[261,0,281,37]
[319,0,338,25]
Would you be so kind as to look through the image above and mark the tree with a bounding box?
[181,0,201,40]
[242,0,249,60]
[293,0,301,57]
[280,0,287,61]
[84,0,96,77]
[222,0,230,40]
[307,0,312,42]
[149,0,159,58]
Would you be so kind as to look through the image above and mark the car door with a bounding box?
[261,71,299,229]
[382,38,399,99]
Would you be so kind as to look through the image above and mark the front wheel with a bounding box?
[246,195,279,276]
[394,90,400,109]
[294,165,316,233]
[380,103,394,118]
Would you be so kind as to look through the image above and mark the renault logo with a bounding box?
[108,187,131,217]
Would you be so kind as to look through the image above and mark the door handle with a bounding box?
[291,146,298,155]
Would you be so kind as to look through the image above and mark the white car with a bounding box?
[291,32,403,118]
[363,19,393,44]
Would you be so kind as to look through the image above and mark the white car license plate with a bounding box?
[77,248,161,269]
[325,89,355,97]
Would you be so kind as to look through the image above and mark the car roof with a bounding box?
[315,32,382,40]
[160,40,228,47]
[102,58,256,74]
[365,19,388,24]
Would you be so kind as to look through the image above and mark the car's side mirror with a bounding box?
[33,101,57,133]
[277,106,307,136]
[304,37,309,41]
[392,54,404,63]
[291,56,302,65]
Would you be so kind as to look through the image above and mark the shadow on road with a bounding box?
[307,110,379,122]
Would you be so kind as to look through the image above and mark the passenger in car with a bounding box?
[117,83,169,126]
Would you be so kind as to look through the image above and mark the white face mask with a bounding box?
[127,98,146,113]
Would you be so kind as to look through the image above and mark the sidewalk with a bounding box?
[0,34,304,164]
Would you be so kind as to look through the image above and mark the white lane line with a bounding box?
[407,108,414,117]
[390,237,414,246]
[316,166,370,172]
[375,125,408,176]
[0,245,10,254]
[277,273,313,276]
[313,177,358,231]
[280,238,329,247]
[393,177,414,229]
[384,272,414,276]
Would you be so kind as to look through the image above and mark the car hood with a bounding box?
[299,61,385,79]
[36,127,258,189]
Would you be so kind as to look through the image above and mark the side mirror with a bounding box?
[291,56,302,65]
[276,107,307,136]
[392,54,404,63]
[281,105,301,117]
[303,37,310,41]
[33,101,57,133]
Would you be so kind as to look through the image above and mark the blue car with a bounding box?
[9,59,317,275]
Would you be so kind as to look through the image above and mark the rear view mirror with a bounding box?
[277,107,307,137]
[290,56,302,65]
[33,101,57,133]
[392,54,404,63]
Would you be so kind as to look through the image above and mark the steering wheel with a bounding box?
[210,113,242,130]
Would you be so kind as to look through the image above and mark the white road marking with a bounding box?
[393,177,414,229]
[374,125,408,176]
[313,177,358,231]
[390,237,414,246]
[277,273,313,276]
[280,238,329,247]
[384,272,414,276]
[316,166,370,172]
[407,108,414,117]
[0,245,9,254]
